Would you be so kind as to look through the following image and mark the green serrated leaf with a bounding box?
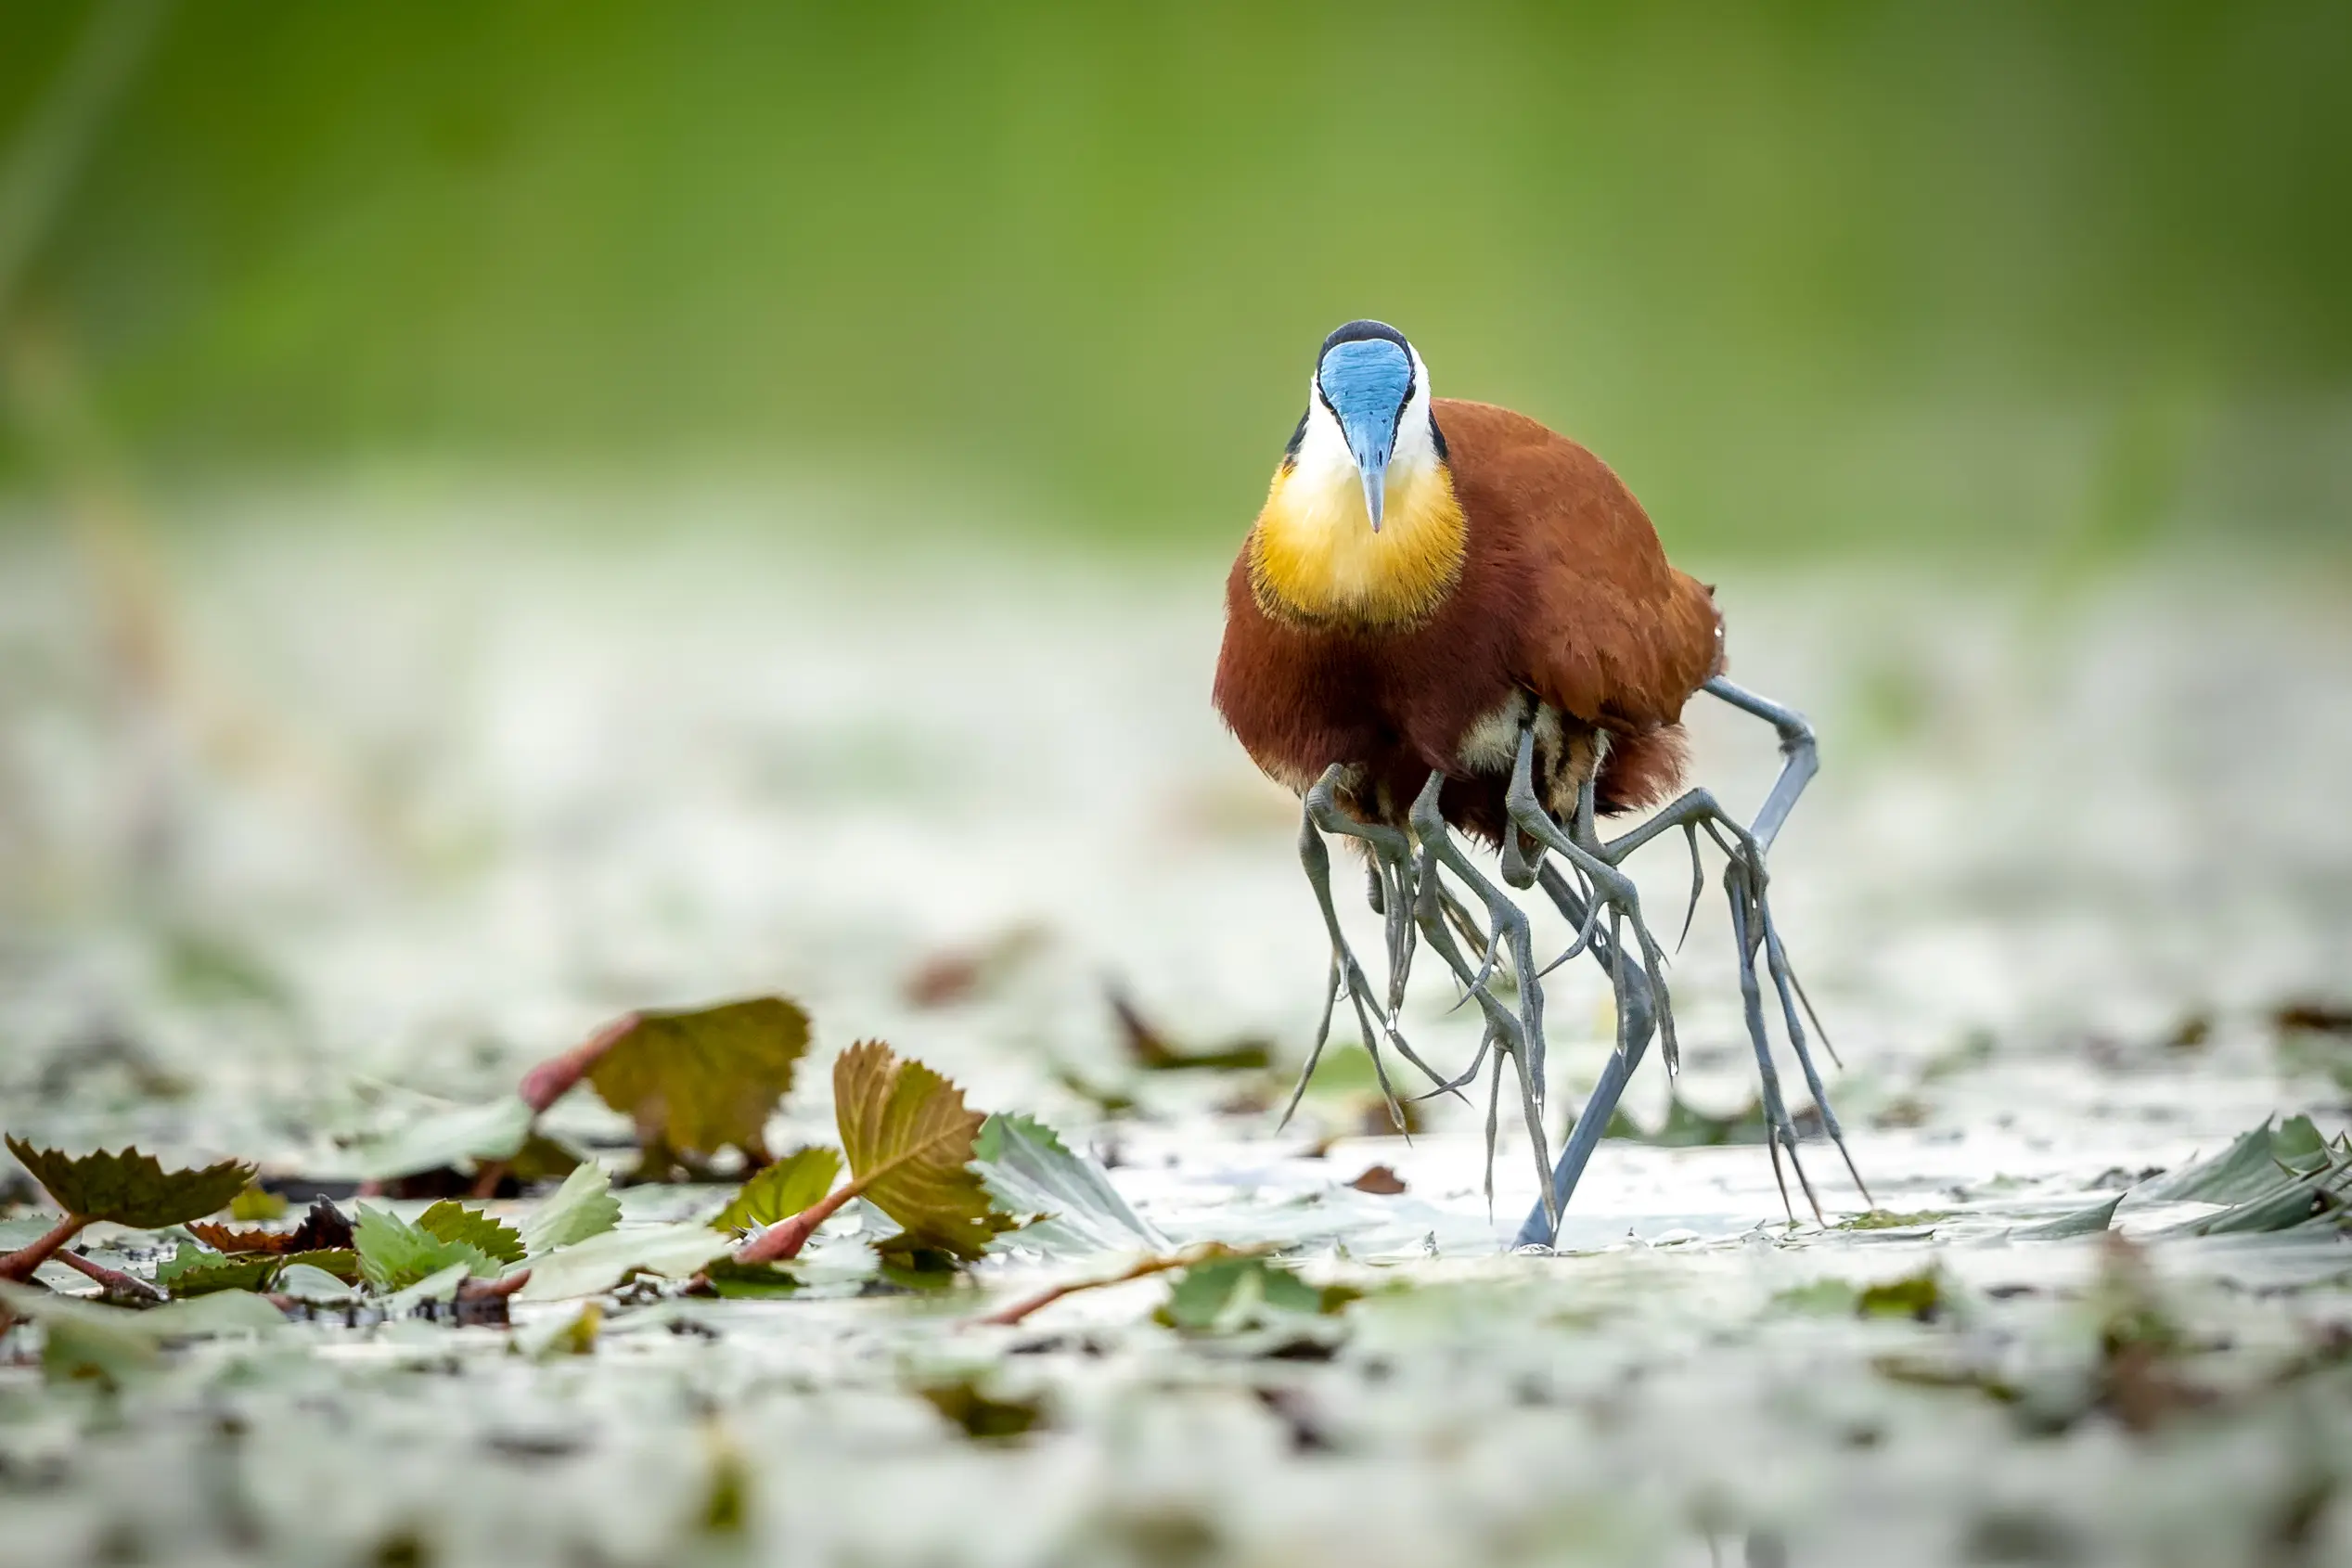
[521,1163,623,1255]
[585,997,811,1158]
[352,1203,500,1291]
[971,1113,1163,1256]
[155,1242,277,1297]
[708,1148,841,1234]
[832,1041,1020,1263]
[5,1137,253,1229]
[417,1201,526,1266]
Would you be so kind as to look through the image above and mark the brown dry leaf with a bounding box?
[833,1040,1017,1261]
[904,923,1047,1009]
[186,1198,355,1256]
[1347,1164,1407,1196]
[1107,983,1271,1072]
[585,997,812,1160]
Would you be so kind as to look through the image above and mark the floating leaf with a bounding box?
[274,1263,359,1301]
[1770,1279,1861,1315]
[521,1163,623,1256]
[519,1302,604,1360]
[381,1260,474,1315]
[417,1201,526,1266]
[971,1113,1163,1256]
[833,1040,1018,1261]
[188,1198,355,1257]
[277,1249,362,1284]
[0,1280,283,1386]
[1161,1257,1335,1333]
[511,1223,733,1302]
[339,1096,536,1184]
[2016,1194,2124,1240]
[2139,1115,2330,1204]
[228,1185,287,1222]
[155,1243,276,1297]
[700,1258,803,1298]
[2158,1165,2349,1238]
[1838,1209,1953,1232]
[585,998,811,1159]
[352,1203,501,1291]
[1109,983,1271,1072]
[871,1236,964,1292]
[709,1148,841,1235]
[1347,1164,1407,1196]
[1857,1269,1946,1321]
[917,1378,1044,1440]
[5,1137,252,1229]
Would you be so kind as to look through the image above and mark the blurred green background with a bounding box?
[2,0,2347,557]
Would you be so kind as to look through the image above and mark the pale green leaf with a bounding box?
[511,1223,732,1302]
[521,1163,623,1255]
[331,1096,535,1183]
[971,1112,1162,1256]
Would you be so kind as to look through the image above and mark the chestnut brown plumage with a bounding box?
[1215,399,1720,841]
[1212,322,1867,1246]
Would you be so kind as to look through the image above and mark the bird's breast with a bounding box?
[1246,458,1466,630]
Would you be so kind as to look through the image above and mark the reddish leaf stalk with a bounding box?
[734,1183,858,1266]
[972,1242,1252,1329]
[518,1012,641,1113]
[0,1214,91,1283]
[52,1248,163,1303]
[471,1268,533,1299]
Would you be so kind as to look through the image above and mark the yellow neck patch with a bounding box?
[1248,458,1467,629]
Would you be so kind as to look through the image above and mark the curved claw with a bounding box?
[1677,822,1705,953]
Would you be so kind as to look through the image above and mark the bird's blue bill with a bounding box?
[1317,338,1412,532]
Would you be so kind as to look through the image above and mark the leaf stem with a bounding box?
[518,1012,641,1113]
[734,1183,859,1266]
[51,1247,163,1303]
[972,1242,1256,1329]
[0,1213,90,1283]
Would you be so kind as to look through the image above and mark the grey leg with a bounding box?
[1406,771,1558,1227]
[1511,680,1864,1244]
[1279,766,1455,1132]
[1702,675,1815,853]
[1510,857,1660,1248]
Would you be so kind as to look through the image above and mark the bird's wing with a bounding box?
[1434,399,1721,731]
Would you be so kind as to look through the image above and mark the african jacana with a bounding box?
[1212,320,1867,1246]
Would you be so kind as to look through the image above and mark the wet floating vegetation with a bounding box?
[2,971,2349,1565]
